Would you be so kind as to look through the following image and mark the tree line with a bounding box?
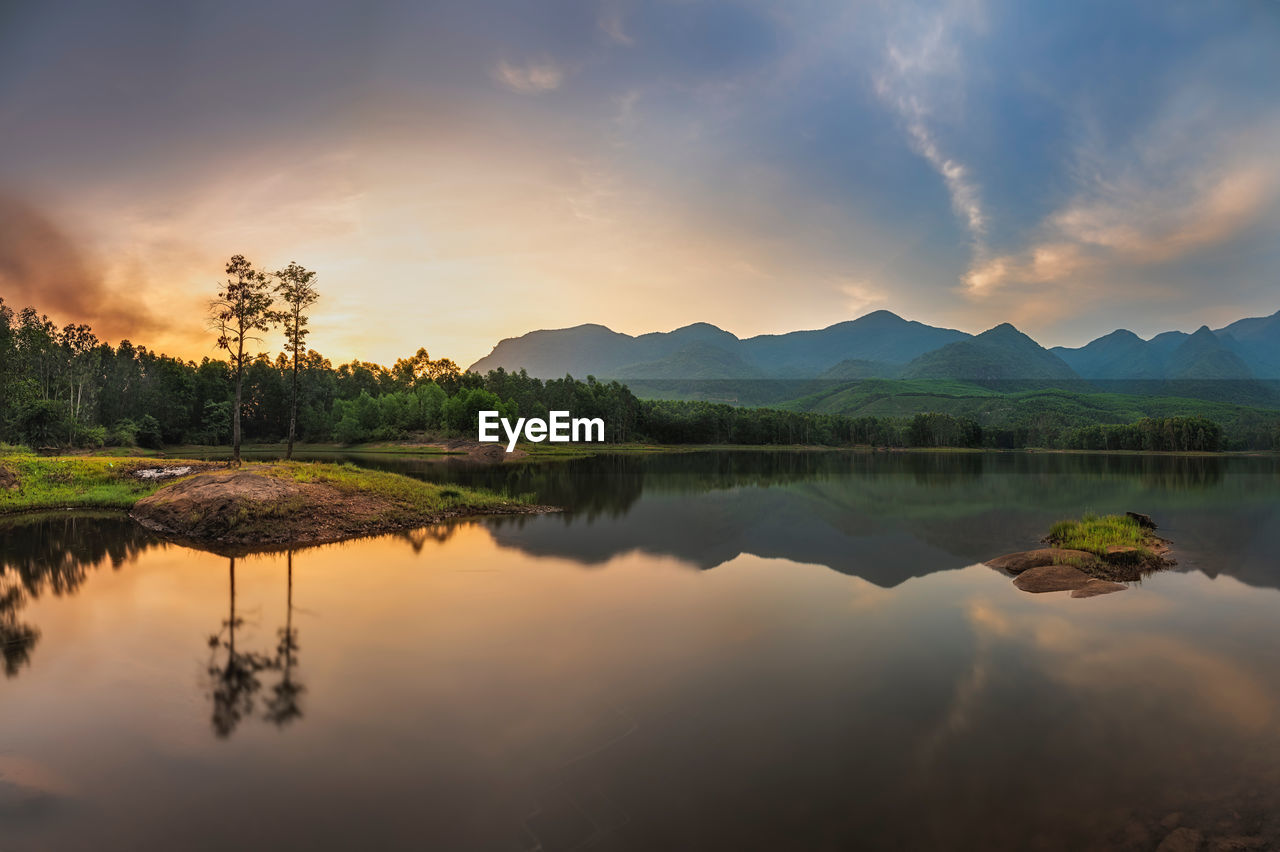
[0,257,1269,453]
[1060,417,1223,452]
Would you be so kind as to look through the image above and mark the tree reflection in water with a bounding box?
[0,580,39,677]
[206,556,276,737]
[205,551,306,737]
[264,551,304,727]
[0,512,158,678]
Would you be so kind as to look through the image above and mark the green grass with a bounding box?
[1046,513,1151,558]
[276,461,518,513]
[0,454,198,513]
[147,442,463,457]
[0,455,522,520]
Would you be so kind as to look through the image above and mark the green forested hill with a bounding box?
[782,379,1280,448]
[899,323,1080,383]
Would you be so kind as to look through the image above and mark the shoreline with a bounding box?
[0,455,555,553]
[53,441,1280,460]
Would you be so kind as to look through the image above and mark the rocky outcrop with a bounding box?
[1071,579,1128,598]
[1126,511,1157,530]
[985,512,1174,597]
[1155,827,1203,852]
[1004,564,1125,597]
[986,548,1099,574]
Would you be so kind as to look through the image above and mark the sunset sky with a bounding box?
[2,0,1278,368]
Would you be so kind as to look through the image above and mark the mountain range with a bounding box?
[468,309,1280,389]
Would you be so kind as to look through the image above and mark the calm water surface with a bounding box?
[2,451,1279,850]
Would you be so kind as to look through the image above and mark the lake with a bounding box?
[2,451,1279,850]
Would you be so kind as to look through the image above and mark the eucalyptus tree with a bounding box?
[271,261,319,459]
[210,255,274,466]
[59,322,100,442]
[391,347,461,388]
[0,299,16,435]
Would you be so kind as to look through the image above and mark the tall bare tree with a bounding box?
[210,255,274,467]
[271,261,319,460]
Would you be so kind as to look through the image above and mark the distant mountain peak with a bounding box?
[469,308,1280,384]
[1102,328,1141,341]
[979,322,1025,338]
[855,309,907,324]
[900,321,1078,383]
[469,310,967,378]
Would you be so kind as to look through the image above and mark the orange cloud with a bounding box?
[0,194,164,342]
[963,146,1280,299]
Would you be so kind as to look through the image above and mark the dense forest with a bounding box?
[0,295,1273,452]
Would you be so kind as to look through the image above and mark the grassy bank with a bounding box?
[87,441,461,458]
[0,452,191,513]
[276,460,518,514]
[0,451,515,518]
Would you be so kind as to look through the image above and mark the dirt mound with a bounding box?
[130,467,550,553]
[131,470,407,551]
[442,439,527,462]
[0,464,17,491]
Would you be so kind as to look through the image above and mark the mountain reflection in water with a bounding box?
[2,451,1279,851]
[376,450,1280,589]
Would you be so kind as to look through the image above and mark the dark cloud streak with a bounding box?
[0,193,163,341]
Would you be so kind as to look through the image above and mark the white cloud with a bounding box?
[492,59,565,94]
[963,119,1280,297]
[838,279,888,314]
[875,0,987,245]
[598,3,633,46]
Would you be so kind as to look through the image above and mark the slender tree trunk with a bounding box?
[287,346,299,460]
[228,557,236,657]
[233,337,243,467]
[285,550,293,668]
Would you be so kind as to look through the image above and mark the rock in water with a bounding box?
[1155,826,1202,852]
[1126,511,1157,529]
[1071,579,1127,598]
[986,548,1099,574]
[1012,564,1094,593]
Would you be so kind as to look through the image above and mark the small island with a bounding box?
[0,452,553,553]
[986,512,1174,598]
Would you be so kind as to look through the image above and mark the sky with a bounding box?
[1,0,1278,368]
